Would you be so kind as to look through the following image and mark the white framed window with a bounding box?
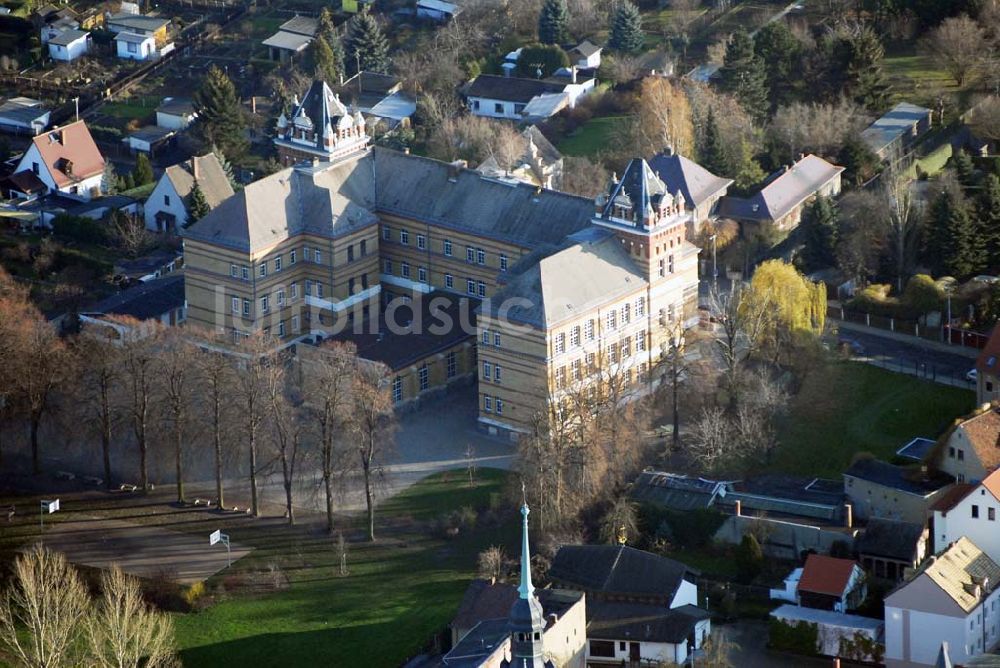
[555,367,566,389]
[637,330,647,351]
[277,289,285,306]
[477,282,486,298]
[572,359,582,381]
[314,249,322,264]
[445,273,454,289]
[419,365,429,391]
[400,230,409,245]
[467,279,475,295]
[384,259,393,274]
[607,310,616,330]
[278,321,285,337]
[482,330,490,345]
[555,333,566,355]
[621,337,631,358]
[484,395,493,412]
[500,254,508,272]
[493,332,501,348]
[444,239,453,256]
[447,351,456,378]
[401,262,411,278]
[570,326,580,347]
[259,262,267,277]
[316,282,324,298]
[291,315,300,333]
[241,265,249,280]
[466,246,474,263]
[585,320,595,340]
[393,376,402,403]
[274,256,282,272]
[417,234,426,250]
[495,398,503,415]
[382,226,391,241]
[658,258,665,277]
[483,361,492,380]
[260,295,269,313]
[607,343,617,364]
[291,283,299,299]
[290,249,297,264]
[305,280,313,296]
[476,248,485,265]
[242,299,250,316]
[636,297,645,317]
[494,364,502,384]
[230,264,238,278]
[231,296,239,313]
[418,266,427,283]
[623,303,630,324]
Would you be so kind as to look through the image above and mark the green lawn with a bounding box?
[770,361,974,478]
[557,115,629,158]
[173,468,517,668]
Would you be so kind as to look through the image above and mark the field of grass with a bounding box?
[557,115,628,158]
[771,361,974,479]
[883,46,959,107]
[172,468,517,668]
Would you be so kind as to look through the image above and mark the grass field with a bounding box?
[173,468,516,668]
[771,361,974,479]
[557,115,628,157]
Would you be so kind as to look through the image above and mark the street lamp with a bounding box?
[708,234,718,290]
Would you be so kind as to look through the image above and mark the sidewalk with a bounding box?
[834,319,981,360]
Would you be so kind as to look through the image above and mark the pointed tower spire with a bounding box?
[518,491,534,600]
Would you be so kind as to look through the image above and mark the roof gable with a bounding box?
[465,75,567,104]
[548,544,692,599]
[922,537,1000,613]
[797,554,860,597]
[977,326,1000,374]
[164,153,234,209]
[648,151,732,208]
[956,408,1000,472]
[27,120,104,187]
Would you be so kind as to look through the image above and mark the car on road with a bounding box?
[838,337,865,356]
[967,368,978,383]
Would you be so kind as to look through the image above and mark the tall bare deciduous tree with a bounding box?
[634,77,695,157]
[192,331,236,508]
[709,284,772,404]
[0,270,36,467]
[303,342,357,534]
[352,360,395,541]
[0,545,90,668]
[923,14,988,86]
[76,336,123,490]
[86,566,176,668]
[266,354,304,525]
[118,319,163,492]
[881,171,921,293]
[17,317,72,475]
[157,329,196,504]
[235,333,273,516]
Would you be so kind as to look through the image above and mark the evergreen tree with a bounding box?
[347,9,390,74]
[732,139,766,194]
[978,174,1000,269]
[700,107,727,178]
[119,172,135,192]
[952,148,976,187]
[186,180,210,225]
[847,27,890,112]
[736,534,764,584]
[838,136,882,187]
[133,153,153,186]
[515,44,570,78]
[312,35,339,85]
[800,195,838,270]
[193,65,248,158]
[538,0,569,45]
[719,27,769,124]
[211,145,239,190]
[925,188,982,278]
[101,161,118,196]
[316,8,344,81]
[608,1,644,55]
[753,21,800,105]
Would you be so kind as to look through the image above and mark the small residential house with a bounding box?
[718,154,844,231]
[861,102,933,163]
[975,327,1000,406]
[263,15,317,62]
[39,14,79,44]
[795,554,867,613]
[12,121,105,201]
[115,32,157,61]
[568,40,602,69]
[0,97,50,135]
[124,126,175,154]
[105,12,169,44]
[649,147,733,236]
[936,405,1000,483]
[155,97,196,131]
[548,544,711,665]
[885,537,1000,668]
[144,153,234,233]
[47,28,90,62]
[932,469,1000,563]
[465,74,595,122]
[855,517,929,582]
[844,457,955,525]
[416,0,460,22]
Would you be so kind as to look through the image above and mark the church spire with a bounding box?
[517,500,534,600]
[504,489,549,667]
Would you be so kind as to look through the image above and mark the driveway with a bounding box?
[715,621,866,667]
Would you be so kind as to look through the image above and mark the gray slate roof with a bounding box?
[861,102,931,155]
[855,517,924,562]
[164,153,234,210]
[548,544,695,599]
[570,40,601,58]
[262,30,312,52]
[465,75,567,103]
[630,470,726,511]
[278,15,318,36]
[719,154,843,222]
[156,97,194,116]
[586,602,709,644]
[601,158,669,221]
[844,459,954,497]
[48,28,88,46]
[81,274,184,321]
[648,150,732,208]
[108,13,169,33]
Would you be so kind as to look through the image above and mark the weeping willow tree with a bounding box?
[746,260,826,363]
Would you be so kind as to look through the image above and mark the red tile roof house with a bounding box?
[795,554,867,613]
[11,120,105,201]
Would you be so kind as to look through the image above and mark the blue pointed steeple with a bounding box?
[518,502,534,600]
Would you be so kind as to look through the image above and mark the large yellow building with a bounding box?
[182,80,700,436]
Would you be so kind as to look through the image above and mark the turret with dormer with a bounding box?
[274,80,369,166]
[592,158,693,289]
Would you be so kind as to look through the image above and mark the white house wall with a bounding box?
[48,37,89,62]
[144,175,187,231]
[15,144,100,201]
[671,580,698,608]
[934,487,1000,565]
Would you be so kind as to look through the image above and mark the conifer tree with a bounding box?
[312,35,339,85]
[315,8,344,82]
[538,0,569,45]
[952,148,976,187]
[753,21,800,105]
[847,27,890,112]
[608,1,644,54]
[193,66,248,158]
[978,174,1000,269]
[101,161,118,196]
[800,195,838,270]
[347,9,390,74]
[925,188,982,278]
[133,153,153,187]
[719,27,769,124]
[211,145,239,191]
[700,107,727,178]
[186,181,210,225]
[732,139,766,194]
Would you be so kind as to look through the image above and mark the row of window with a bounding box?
[229,241,369,280]
[480,329,502,348]
[482,361,502,383]
[554,357,649,389]
[391,352,459,403]
[552,298,648,355]
[381,226,508,271]
[229,280,329,316]
[483,395,505,415]
[382,260,488,296]
[229,316,302,343]
[970,504,997,521]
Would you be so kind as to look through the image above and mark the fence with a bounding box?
[858,355,974,389]
[829,305,989,351]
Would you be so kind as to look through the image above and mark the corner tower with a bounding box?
[274,80,369,166]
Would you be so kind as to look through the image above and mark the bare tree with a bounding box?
[634,77,695,157]
[157,329,196,504]
[118,319,163,492]
[967,95,1000,145]
[923,14,988,86]
[86,566,176,668]
[560,156,609,198]
[75,336,123,490]
[266,355,303,525]
[110,212,154,258]
[234,333,274,516]
[352,360,395,541]
[880,171,922,292]
[598,495,640,545]
[687,405,734,474]
[766,98,871,165]
[0,545,90,668]
[709,284,772,404]
[192,331,236,508]
[302,342,357,533]
[16,317,72,475]
[655,321,688,452]
[477,546,506,582]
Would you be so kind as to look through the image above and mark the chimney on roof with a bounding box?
[734,499,742,517]
[191,156,199,180]
[844,503,853,529]
[571,66,577,84]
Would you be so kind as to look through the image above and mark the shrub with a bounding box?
[182,581,205,606]
[769,618,819,655]
[901,274,945,316]
[736,534,764,583]
[52,214,109,245]
[515,43,569,78]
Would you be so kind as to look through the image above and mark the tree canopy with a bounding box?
[515,44,570,78]
[193,66,248,158]
[347,9,390,74]
[538,0,570,45]
[719,27,769,124]
[608,1,643,54]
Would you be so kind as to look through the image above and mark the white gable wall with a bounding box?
[934,486,1000,563]
[671,579,698,609]
[144,174,187,232]
[14,143,101,201]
